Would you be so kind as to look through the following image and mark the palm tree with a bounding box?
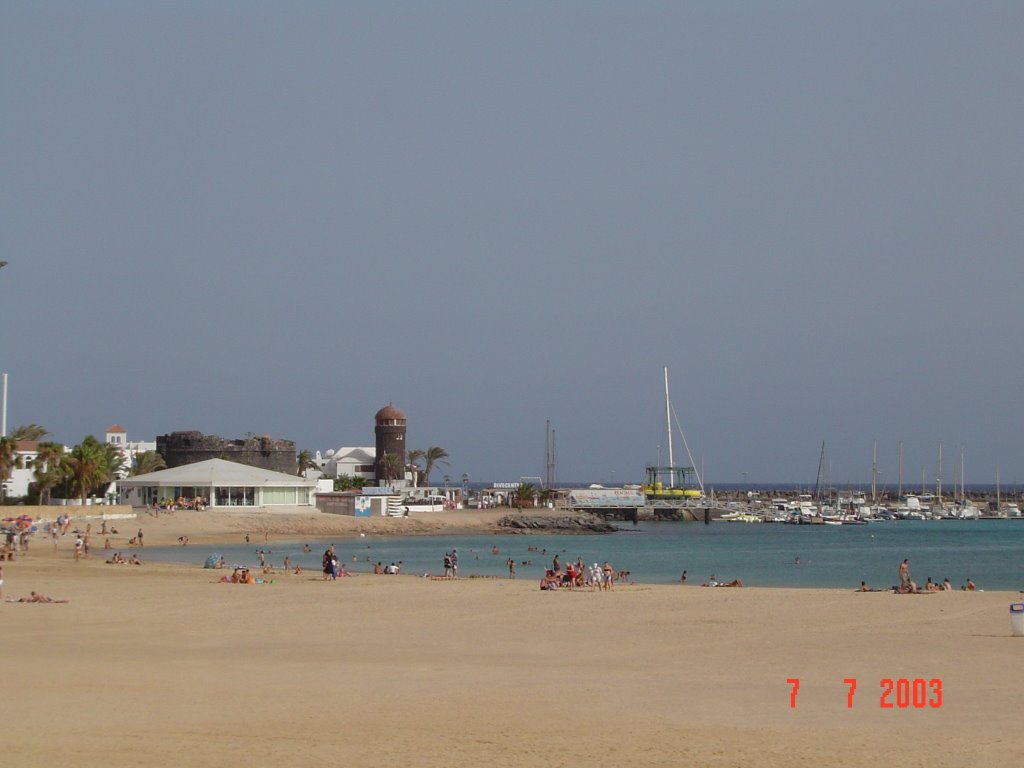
[10,424,49,441]
[296,449,318,477]
[421,446,450,486]
[407,449,425,485]
[131,451,167,476]
[100,441,128,479]
[0,437,20,502]
[378,452,404,486]
[515,482,538,508]
[63,436,112,504]
[32,441,66,505]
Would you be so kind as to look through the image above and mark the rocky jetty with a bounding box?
[496,513,617,534]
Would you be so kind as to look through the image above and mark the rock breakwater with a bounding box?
[496,514,617,534]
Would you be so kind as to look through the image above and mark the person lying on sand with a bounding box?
[856,581,884,592]
[894,581,925,594]
[7,591,68,603]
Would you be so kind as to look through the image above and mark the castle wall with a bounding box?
[157,431,297,475]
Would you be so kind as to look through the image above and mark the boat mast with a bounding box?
[871,440,878,503]
[897,441,903,500]
[664,366,674,488]
[936,442,943,503]
[959,446,965,504]
[814,441,826,502]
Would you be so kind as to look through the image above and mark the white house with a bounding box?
[118,458,317,508]
[3,440,62,498]
[316,446,376,481]
[105,424,157,478]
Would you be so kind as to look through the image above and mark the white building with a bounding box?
[3,440,65,498]
[104,424,157,477]
[119,458,317,508]
[316,446,376,481]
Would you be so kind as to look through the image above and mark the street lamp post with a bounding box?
[1,261,7,438]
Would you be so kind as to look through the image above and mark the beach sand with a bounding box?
[3,509,1020,767]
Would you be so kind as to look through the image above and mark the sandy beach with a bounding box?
[3,508,1021,767]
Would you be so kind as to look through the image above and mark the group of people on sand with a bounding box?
[225,568,257,584]
[539,555,617,591]
[890,558,977,594]
[701,574,744,588]
[105,552,142,565]
[373,561,401,575]
[442,550,459,578]
[321,546,349,579]
[4,529,30,559]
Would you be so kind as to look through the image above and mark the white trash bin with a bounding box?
[1010,603,1024,637]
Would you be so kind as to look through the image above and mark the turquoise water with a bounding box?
[139,520,1024,590]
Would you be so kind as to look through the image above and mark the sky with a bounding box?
[2,1,1023,487]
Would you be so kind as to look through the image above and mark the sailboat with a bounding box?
[642,368,707,512]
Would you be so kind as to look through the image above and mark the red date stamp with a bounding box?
[787,678,943,708]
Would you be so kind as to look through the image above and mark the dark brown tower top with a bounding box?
[375,404,406,425]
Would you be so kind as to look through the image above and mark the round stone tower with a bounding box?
[374,403,407,485]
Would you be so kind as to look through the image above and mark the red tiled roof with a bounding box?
[106,424,127,433]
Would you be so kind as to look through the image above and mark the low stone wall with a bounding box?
[3,504,136,521]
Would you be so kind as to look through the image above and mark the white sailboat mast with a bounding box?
[960,446,965,504]
[897,440,903,499]
[664,366,675,487]
[871,441,878,503]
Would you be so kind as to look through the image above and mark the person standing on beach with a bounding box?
[507,558,516,579]
[137,528,144,547]
[322,545,336,580]
[899,559,910,589]
[451,548,459,577]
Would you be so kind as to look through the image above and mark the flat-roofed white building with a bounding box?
[119,458,317,508]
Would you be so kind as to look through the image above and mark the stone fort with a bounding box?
[157,431,297,475]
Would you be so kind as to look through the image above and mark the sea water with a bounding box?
[139,519,1024,590]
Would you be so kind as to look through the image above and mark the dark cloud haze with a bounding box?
[3,2,1022,486]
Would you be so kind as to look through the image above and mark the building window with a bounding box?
[215,486,255,506]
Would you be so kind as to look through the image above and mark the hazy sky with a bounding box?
[3,2,1022,487]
